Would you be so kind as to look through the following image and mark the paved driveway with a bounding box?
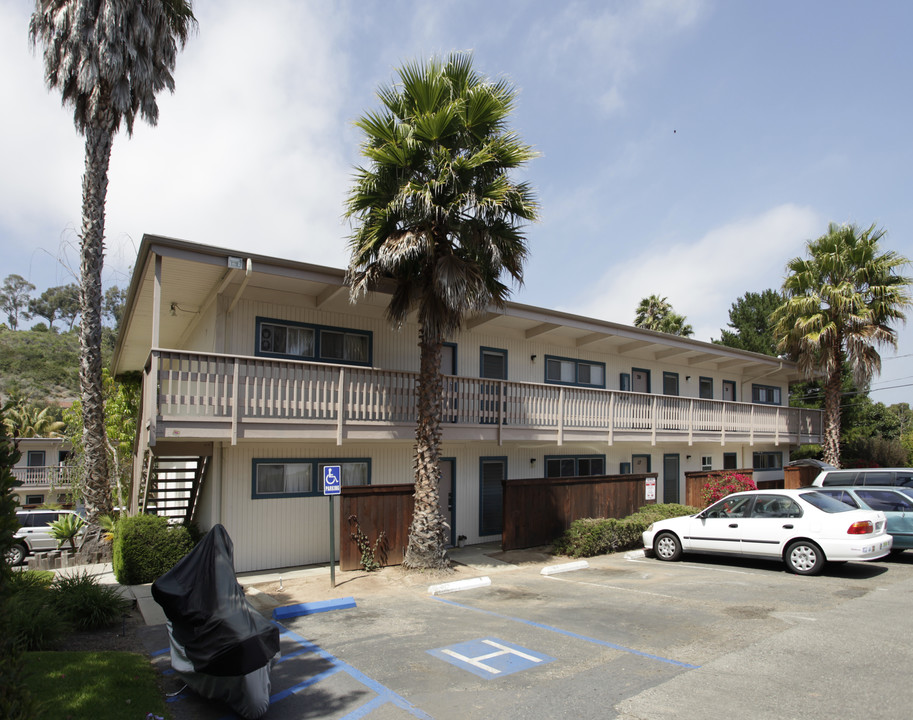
[147,550,913,719]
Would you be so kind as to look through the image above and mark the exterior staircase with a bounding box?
[141,455,208,525]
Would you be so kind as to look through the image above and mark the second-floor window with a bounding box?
[545,356,605,388]
[752,384,782,405]
[256,318,371,366]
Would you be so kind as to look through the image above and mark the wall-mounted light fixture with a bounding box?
[170,302,177,316]
[530,458,536,466]
[685,376,691,382]
[530,354,537,362]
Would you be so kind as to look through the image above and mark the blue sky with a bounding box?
[2,0,911,405]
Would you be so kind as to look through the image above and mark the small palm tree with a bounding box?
[772,223,911,466]
[346,53,539,570]
[2,401,65,438]
[634,295,693,336]
[49,513,86,551]
[29,0,196,551]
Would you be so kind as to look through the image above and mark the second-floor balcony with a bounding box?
[143,350,823,448]
[12,465,76,490]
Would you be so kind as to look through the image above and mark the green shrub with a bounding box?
[554,503,700,558]
[51,571,131,631]
[112,514,194,585]
[5,580,68,650]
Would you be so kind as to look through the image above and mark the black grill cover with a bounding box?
[151,524,280,677]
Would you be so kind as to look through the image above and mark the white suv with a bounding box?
[811,468,913,488]
[6,509,84,565]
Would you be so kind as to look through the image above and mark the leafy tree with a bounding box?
[772,223,912,466]
[63,370,140,514]
[103,285,127,330]
[346,53,539,569]
[634,294,693,336]
[27,284,78,331]
[1,403,38,719]
[0,275,35,330]
[30,0,197,555]
[715,289,781,355]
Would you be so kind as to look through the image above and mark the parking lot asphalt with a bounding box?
[132,547,913,720]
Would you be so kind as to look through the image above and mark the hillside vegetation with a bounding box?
[0,327,81,403]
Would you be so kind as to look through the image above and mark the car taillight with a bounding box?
[847,520,874,535]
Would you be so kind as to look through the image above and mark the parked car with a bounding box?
[814,487,913,552]
[5,509,84,565]
[643,489,892,575]
[810,467,913,488]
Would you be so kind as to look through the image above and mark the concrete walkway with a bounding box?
[47,541,535,626]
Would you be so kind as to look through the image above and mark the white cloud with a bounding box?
[569,204,822,340]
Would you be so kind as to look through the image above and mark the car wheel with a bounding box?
[784,540,824,575]
[5,543,26,566]
[653,532,682,562]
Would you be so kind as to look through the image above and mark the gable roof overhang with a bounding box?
[112,234,802,385]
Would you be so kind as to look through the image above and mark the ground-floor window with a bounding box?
[479,457,506,536]
[544,455,606,478]
[723,453,738,470]
[251,458,370,499]
[25,494,44,505]
[752,452,783,470]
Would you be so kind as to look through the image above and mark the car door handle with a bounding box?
[782,524,794,529]
[729,523,738,528]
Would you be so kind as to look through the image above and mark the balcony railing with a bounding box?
[12,466,75,489]
[145,350,823,446]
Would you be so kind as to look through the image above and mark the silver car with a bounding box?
[6,509,83,565]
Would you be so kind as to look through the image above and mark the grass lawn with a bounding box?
[25,651,169,720]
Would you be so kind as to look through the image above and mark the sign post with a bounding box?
[323,465,341,588]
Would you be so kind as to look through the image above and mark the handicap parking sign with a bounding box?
[323,465,341,495]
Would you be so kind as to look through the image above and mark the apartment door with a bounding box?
[480,348,507,423]
[438,458,456,546]
[632,369,650,393]
[722,380,736,402]
[632,455,651,475]
[479,457,506,536]
[663,454,680,504]
[441,343,458,422]
[27,450,45,482]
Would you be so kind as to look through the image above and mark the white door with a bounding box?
[737,494,804,557]
[684,495,754,554]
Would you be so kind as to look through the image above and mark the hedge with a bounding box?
[112,514,195,585]
[554,503,700,558]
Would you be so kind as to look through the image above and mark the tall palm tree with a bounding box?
[29,0,196,550]
[346,53,539,570]
[634,294,693,336]
[772,223,911,466]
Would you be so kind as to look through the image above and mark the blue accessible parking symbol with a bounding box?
[428,638,554,679]
[323,465,341,495]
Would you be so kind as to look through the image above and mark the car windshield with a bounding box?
[799,491,854,513]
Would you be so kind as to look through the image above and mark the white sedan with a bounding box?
[643,489,893,575]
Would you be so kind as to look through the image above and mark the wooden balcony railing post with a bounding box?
[337,367,346,445]
[231,358,240,445]
[558,387,565,446]
[607,392,615,446]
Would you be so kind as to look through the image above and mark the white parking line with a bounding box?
[543,573,676,599]
[626,556,760,576]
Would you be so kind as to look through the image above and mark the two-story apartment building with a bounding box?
[10,437,73,508]
[113,235,822,572]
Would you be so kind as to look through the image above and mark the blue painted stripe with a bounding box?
[150,647,170,657]
[270,666,342,703]
[431,596,700,669]
[275,622,434,719]
[273,596,357,620]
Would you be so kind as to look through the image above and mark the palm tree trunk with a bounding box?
[822,362,843,468]
[78,122,114,559]
[403,325,451,570]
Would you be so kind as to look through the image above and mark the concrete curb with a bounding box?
[428,576,491,595]
[541,560,589,575]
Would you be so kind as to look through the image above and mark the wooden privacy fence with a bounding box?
[683,469,756,507]
[339,484,413,571]
[501,474,658,551]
